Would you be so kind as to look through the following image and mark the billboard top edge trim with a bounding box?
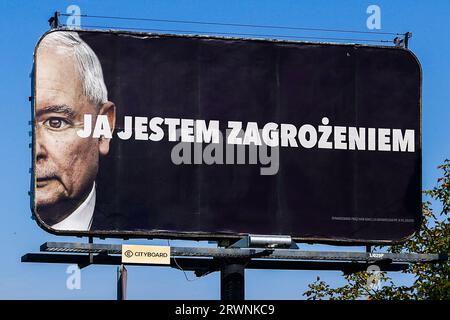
[37,27,412,53]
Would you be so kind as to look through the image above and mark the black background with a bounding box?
[36,30,422,243]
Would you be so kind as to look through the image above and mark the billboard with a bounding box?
[31,29,421,244]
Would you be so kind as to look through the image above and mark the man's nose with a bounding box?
[35,126,48,161]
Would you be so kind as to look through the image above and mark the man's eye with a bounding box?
[44,118,70,129]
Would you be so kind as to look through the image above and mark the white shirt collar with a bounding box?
[52,183,96,231]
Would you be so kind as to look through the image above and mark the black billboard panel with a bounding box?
[32,29,421,244]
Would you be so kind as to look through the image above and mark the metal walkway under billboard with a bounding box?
[21,238,447,300]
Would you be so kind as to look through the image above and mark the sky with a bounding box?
[0,0,449,299]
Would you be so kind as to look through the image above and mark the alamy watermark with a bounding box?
[65,4,81,29]
[66,264,81,290]
[170,128,280,176]
[366,264,381,291]
[366,5,381,30]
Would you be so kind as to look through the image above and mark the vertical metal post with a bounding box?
[48,11,60,29]
[404,32,412,49]
[88,236,93,265]
[117,264,127,300]
[220,259,245,300]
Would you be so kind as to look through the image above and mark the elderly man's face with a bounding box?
[35,45,114,225]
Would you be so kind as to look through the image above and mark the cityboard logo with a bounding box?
[121,245,171,264]
[124,250,134,258]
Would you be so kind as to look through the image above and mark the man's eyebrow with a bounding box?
[35,104,77,118]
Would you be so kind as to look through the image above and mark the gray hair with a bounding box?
[39,31,108,107]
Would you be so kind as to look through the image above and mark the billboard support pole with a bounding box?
[117,264,127,300]
[88,236,94,266]
[219,234,297,300]
[220,259,246,300]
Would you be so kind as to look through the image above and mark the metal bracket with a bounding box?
[78,236,95,269]
[394,32,412,48]
[229,234,299,249]
[48,11,60,29]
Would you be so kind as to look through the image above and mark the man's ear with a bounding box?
[98,101,116,156]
